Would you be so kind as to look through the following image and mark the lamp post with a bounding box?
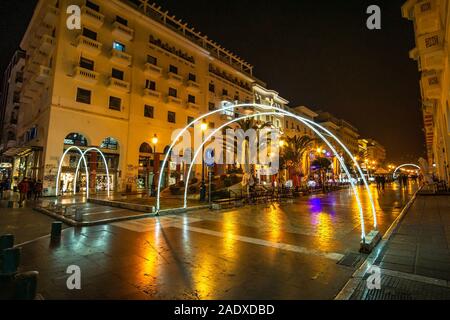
[150,134,158,196]
[200,120,208,202]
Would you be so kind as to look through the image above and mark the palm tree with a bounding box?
[311,157,332,192]
[282,135,315,185]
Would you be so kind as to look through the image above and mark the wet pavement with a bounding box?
[9,183,418,299]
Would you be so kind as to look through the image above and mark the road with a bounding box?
[12,182,418,299]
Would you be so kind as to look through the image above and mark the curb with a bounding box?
[334,187,421,300]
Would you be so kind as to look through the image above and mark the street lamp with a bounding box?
[200,120,207,202]
[150,134,158,196]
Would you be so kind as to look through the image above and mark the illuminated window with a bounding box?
[113,41,125,52]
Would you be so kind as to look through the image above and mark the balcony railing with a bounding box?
[186,102,200,111]
[43,5,59,26]
[112,21,134,42]
[39,34,56,55]
[167,72,183,85]
[81,6,104,28]
[76,35,103,56]
[144,63,163,78]
[143,88,162,102]
[186,80,200,93]
[421,71,441,99]
[108,78,130,93]
[110,49,132,67]
[73,66,99,84]
[35,65,51,84]
[167,95,182,106]
[414,0,439,35]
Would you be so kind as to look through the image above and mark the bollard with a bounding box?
[50,221,62,242]
[14,271,39,300]
[0,234,14,252]
[74,209,83,222]
[1,247,21,275]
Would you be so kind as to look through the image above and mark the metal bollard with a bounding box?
[14,271,39,300]
[50,221,62,242]
[1,247,21,275]
[74,209,83,222]
[0,234,14,252]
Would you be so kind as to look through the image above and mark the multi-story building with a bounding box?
[4,0,293,195]
[359,138,386,165]
[402,0,450,182]
[0,50,26,180]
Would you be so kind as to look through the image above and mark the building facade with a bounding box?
[402,0,450,182]
[5,0,294,195]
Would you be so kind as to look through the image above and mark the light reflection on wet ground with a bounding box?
[18,182,418,299]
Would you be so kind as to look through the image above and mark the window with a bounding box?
[209,122,215,129]
[222,89,228,96]
[113,41,125,52]
[112,68,124,80]
[109,96,121,111]
[188,73,196,82]
[79,57,94,70]
[86,0,100,12]
[145,80,156,90]
[286,121,289,128]
[168,111,176,123]
[209,102,215,111]
[116,15,128,26]
[187,116,194,127]
[168,88,177,98]
[82,28,97,41]
[147,55,157,65]
[169,65,178,74]
[188,95,196,104]
[209,83,215,93]
[144,105,154,118]
[76,88,91,104]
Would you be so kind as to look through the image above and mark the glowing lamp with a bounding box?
[152,134,158,145]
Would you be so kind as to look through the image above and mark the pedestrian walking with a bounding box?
[18,178,29,207]
[381,175,386,192]
[34,180,43,200]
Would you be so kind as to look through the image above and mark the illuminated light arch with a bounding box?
[183,111,366,239]
[55,146,90,197]
[155,103,376,237]
[393,164,421,179]
[73,147,112,198]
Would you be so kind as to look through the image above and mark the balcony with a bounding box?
[186,80,201,93]
[110,49,132,67]
[108,78,130,93]
[421,71,441,99]
[144,63,163,78]
[76,35,102,56]
[39,34,56,55]
[112,21,134,42]
[417,32,445,70]
[167,72,183,86]
[414,0,440,35]
[35,65,51,84]
[81,6,104,28]
[73,66,99,85]
[186,102,201,111]
[143,88,162,103]
[43,5,59,26]
[167,96,182,106]
[35,23,53,38]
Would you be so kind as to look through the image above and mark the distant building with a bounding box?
[359,138,386,165]
[402,0,450,182]
[0,49,26,179]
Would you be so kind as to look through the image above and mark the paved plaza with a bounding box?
[2,183,420,299]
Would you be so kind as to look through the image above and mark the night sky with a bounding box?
[0,0,424,164]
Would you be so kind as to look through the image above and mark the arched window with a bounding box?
[100,137,119,150]
[64,133,88,146]
[163,145,171,154]
[139,142,152,153]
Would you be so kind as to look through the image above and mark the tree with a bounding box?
[282,135,315,185]
[311,157,332,192]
